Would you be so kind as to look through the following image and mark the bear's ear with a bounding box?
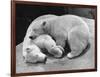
[42,21,47,31]
[42,21,49,33]
[42,21,46,27]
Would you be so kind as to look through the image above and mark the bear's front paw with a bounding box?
[50,46,64,58]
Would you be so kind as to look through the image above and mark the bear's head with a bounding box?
[28,20,50,40]
[23,44,47,64]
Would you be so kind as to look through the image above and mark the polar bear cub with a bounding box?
[23,34,64,63]
[30,34,64,58]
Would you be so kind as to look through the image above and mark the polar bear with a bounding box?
[32,34,64,58]
[26,14,90,59]
[23,34,64,63]
[23,34,49,63]
[23,44,47,63]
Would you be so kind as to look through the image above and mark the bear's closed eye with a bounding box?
[33,29,37,31]
[26,48,30,50]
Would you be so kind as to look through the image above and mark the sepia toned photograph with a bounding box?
[11,1,97,76]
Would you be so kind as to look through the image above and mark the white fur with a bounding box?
[23,14,90,59]
[32,34,64,58]
[23,38,46,63]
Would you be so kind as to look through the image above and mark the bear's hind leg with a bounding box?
[67,27,88,59]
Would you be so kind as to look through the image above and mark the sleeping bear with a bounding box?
[32,34,64,58]
[23,34,64,63]
[25,14,90,59]
[23,44,47,63]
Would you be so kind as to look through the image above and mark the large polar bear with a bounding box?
[25,14,90,59]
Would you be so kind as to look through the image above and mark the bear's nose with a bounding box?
[29,36,34,39]
[29,35,37,40]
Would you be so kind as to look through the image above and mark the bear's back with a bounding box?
[49,15,88,31]
[34,14,57,21]
[45,14,89,38]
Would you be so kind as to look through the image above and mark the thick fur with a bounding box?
[23,44,47,63]
[32,34,64,58]
[24,14,90,58]
[23,34,64,62]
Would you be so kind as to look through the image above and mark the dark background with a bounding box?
[16,4,95,45]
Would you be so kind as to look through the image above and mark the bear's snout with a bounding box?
[29,33,40,40]
[29,36,36,40]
